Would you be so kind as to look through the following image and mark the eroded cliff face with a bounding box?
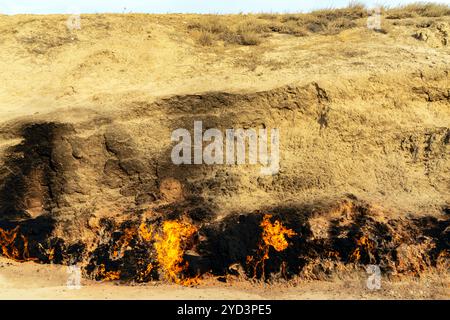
[0,14,448,282]
[0,74,448,282]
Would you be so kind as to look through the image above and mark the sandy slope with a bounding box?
[0,14,448,121]
[0,14,448,299]
[0,14,448,217]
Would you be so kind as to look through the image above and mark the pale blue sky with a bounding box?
[1,0,449,14]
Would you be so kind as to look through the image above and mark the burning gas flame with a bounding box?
[0,226,35,262]
[260,214,296,251]
[97,264,121,281]
[247,214,296,279]
[139,222,153,242]
[350,235,375,263]
[327,250,340,259]
[112,227,135,259]
[137,262,154,281]
[154,219,198,285]
[137,222,155,281]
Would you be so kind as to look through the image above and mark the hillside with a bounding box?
[0,6,448,299]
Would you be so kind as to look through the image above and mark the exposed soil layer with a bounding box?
[0,197,448,282]
[0,80,449,282]
[0,115,447,282]
[0,13,449,284]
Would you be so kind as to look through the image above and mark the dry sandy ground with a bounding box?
[0,14,448,122]
[0,258,447,300]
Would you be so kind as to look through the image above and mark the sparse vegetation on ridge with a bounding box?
[186,2,449,46]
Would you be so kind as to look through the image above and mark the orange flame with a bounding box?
[97,264,121,281]
[260,214,296,252]
[154,219,198,285]
[0,226,36,262]
[247,214,296,278]
[139,222,153,242]
[47,247,55,262]
[350,235,375,263]
[112,227,135,259]
[137,262,154,281]
[327,250,340,259]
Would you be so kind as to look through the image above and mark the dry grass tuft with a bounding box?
[386,3,450,19]
[186,3,449,46]
[238,32,262,46]
[311,2,368,21]
[18,34,77,55]
[193,30,214,46]
[188,16,264,46]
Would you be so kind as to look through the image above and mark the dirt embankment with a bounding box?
[0,12,448,288]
